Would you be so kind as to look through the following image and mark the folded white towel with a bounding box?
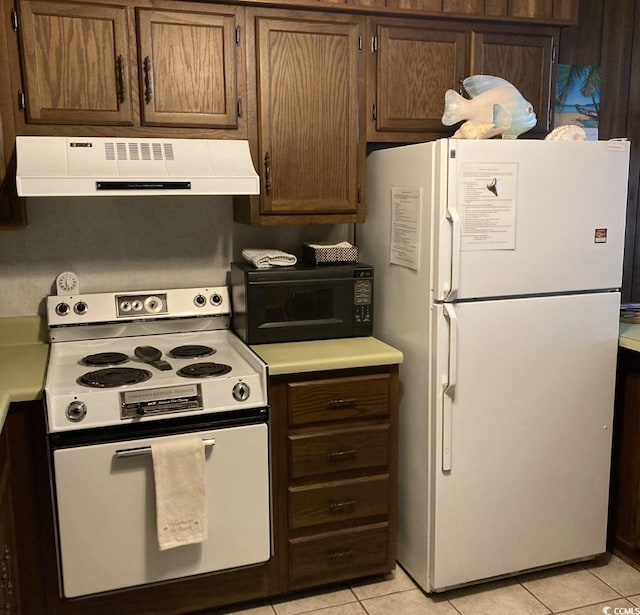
[242,248,297,268]
[151,436,207,551]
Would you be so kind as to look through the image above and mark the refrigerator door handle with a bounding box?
[442,303,457,472]
[443,303,457,396]
[445,205,460,301]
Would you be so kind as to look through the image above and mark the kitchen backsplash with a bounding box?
[0,196,349,317]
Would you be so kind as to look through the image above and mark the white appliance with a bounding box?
[44,284,271,597]
[16,136,260,197]
[358,138,630,593]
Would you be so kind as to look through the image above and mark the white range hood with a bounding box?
[15,136,260,197]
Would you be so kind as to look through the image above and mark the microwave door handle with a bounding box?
[114,438,216,458]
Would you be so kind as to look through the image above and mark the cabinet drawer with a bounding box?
[289,474,389,529]
[289,425,389,480]
[287,374,390,426]
[289,523,389,584]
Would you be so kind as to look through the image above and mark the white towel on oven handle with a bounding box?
[151,436,208,550]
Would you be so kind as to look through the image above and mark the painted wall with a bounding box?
[0,195,349,317]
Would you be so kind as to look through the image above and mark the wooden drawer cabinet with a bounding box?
[289,425,390,479]
[288,373,390,425]
[289,475,389,529]
[288,523,389,585]
[271,364,398,591]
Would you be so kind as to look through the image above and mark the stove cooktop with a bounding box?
[44,286,267,433]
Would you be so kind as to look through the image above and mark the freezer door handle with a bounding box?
[445,204,460,301]
[442,304,457,471]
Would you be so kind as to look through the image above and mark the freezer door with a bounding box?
[429,292,619,591]
[435,139,630,300]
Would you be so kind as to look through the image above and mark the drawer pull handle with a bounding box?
[328,548,354,562]
[329,499,356,513]
[327,398,356,410]
[328,449,356,462]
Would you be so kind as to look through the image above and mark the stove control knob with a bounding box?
[55,302,70,316]
[66,401,87,423]
[194,294,207,308]
[232,382,250,402]
[74,301,88,315]
[210,293,223,306]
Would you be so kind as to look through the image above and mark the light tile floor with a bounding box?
[213,553,640,615]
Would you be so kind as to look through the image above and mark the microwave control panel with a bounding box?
[354,278,372,323]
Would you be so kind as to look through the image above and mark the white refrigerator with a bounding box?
[358,138,630,593]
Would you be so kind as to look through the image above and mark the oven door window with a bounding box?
[52,423,270,598]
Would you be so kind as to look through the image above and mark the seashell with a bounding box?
[544,125,587,141]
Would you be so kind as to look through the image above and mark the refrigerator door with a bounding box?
[429,291,619,591]
[434,139,630,301]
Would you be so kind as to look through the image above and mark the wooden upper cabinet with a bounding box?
[240,9,365,224]
[17,0,133,125]
[383,0,576,21]
[470,27,557,134]
[368,18,468,141]
[136,7,240,128]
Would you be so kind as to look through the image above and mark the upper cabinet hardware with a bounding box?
[143,56,153,104]
[10,8,18,31]
[264,152,272,196]
[115,55,126,104]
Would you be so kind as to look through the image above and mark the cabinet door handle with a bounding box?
[115,54,126,104]
[328,449,356,462]
[327,398,356,410]
[264,152,272,196]
[328,499,356,513]
[143,56,153,104]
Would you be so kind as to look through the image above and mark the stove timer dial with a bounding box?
[56,271,79,295]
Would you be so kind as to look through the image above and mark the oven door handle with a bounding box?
[114,438,216,459]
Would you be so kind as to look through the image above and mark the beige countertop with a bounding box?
[619,323,640,352]
[0,319,401,431]
[251,336,403,375]
[0,316,49,428]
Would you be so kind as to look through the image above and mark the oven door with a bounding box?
[52,421,270,598]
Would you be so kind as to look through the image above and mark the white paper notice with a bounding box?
[458,163,518,251]
[390,186,421,270]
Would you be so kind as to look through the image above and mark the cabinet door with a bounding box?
[368,19,468,140]
[253,11,365,220]
[136,7,240,128]
[470,27,557,134]
[0,430,19,613]
[17,0,133,125]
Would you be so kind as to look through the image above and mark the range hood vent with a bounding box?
[16,136,260,197]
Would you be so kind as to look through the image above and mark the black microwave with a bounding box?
[230,262,373,345]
